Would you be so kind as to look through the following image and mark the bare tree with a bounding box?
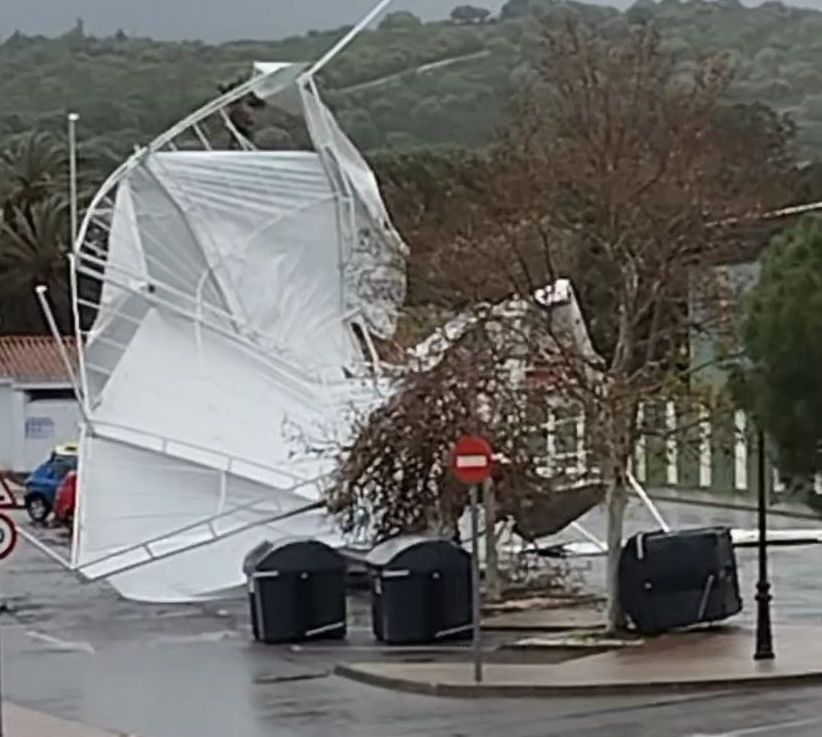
[330,305,572,543]
[357,22,793,631]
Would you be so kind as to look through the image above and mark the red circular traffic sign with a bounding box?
[451,435,494,485]
[0,512,17,561]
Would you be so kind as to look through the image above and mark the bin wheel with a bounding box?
[26,493,51,524]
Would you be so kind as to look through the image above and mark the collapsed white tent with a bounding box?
[69,56,406,602]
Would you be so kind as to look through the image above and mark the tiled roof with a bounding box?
[0,336,77,384]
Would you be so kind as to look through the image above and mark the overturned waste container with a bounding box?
[367,536,472,645]
[243,539,346,644]
[619,527,742,635]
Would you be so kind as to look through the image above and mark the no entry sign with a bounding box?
[451,435,493,486]
[0,512,18,561]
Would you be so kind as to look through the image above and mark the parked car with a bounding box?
[53,470,77,528]
[24,444,78,524]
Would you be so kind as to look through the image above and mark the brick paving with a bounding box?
[337,625,822,696]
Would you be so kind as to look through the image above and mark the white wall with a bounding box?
[0,384,80,473]
[23,398,81,471]
[0,383,13,470]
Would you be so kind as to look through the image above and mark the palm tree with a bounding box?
[0,132,68,222]
[0,130,101,335]
[0,196,72,334]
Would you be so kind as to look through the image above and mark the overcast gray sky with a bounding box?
[1,0,822,42]
[0,0,509,41]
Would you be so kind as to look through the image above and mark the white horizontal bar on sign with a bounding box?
[455,455,490,469]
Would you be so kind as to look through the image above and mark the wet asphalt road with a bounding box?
[2,501,822,737]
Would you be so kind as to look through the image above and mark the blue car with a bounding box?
[24,444,78,524]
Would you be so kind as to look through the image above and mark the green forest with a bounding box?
[3,0,822,337]
[4,0,822,161]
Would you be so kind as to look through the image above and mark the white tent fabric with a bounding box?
[410,280,598,371]
[144,151,356,368]
[77,250,387,601]
[71,60,405,602]
[75,435,340,602]
[301,85,408,339]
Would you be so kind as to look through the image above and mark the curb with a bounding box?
[6,702,138,737]
[334,664,822,698]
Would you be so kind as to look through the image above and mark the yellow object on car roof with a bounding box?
[55,443,79,457]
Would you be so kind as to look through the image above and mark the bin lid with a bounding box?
[243,540,276,575]
[366,535,468,571]
[245,537,344,574]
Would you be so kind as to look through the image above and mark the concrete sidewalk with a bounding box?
[5,703,135,737]
[337,625,822,697]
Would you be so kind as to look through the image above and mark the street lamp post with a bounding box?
[754,427,775,661]
[67,113,79,247]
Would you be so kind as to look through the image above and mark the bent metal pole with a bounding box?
[68,113,79,247]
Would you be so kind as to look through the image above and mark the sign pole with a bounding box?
[469,484,482,683]
[451,434,492,686]
[0,617,5,737]
[0,501,18,737]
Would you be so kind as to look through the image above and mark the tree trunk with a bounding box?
[605,479,628,634]
[484,478,501,602]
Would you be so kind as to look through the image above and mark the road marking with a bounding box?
[25,631,95,654]
[691,717,822,736]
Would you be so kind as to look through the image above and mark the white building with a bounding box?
[0,336,80,473]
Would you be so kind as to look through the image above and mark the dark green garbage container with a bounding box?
[243,538,347,644]
[367,536,472,645]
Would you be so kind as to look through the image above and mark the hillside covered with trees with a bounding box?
[3,0,822,338]
[4,0,822,161]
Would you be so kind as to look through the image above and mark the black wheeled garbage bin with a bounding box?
[366,536,472,645]
[243,538,347,644]
[618,527,742,634]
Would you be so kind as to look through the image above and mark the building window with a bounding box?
[25,417,55,440]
